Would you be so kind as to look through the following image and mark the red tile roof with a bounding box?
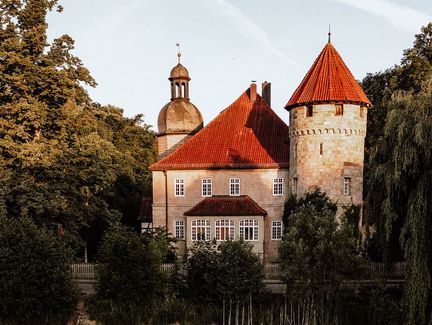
[285,42,371,110]
[184,195,267,216]
[151,88,289,170]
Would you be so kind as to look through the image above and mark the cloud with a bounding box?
[329,0,432,33]
[203,0,299,67]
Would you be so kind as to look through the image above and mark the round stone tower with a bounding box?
[285,40,371,208]
[157,52,203,158]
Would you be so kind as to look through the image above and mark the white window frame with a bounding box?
[174,178,185,197]
[201,178,212,197]
[174,220,185,240]
[229,178,240,196]
[239,220,259,241]
[271,221,283,240]
[191,219,211,241]
[215,220,235,241]
[273,178,284,196]
[343,177,351,195]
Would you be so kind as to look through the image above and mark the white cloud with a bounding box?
[329,0,431,33]
[203,0,299,67]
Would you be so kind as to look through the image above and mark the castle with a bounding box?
[144,39,371,262]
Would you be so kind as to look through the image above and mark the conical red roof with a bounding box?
[285,42,371,110]
[151,88,289,170]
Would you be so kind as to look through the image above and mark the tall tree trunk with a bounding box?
[235,300,239,325]
[241,303,245,325]
[223,299,226,325]
[228,299,232,325]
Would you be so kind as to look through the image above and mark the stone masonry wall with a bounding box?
[152,168,289,262]
[289,103,367,207]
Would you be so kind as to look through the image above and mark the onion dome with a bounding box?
[169,63,190,80]
[157,53,203,135]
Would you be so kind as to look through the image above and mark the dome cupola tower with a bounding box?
[285,37,371,208]
[157,50,203,158]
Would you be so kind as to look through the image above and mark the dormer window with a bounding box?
[306,105,313,117]
[335,104,343,116]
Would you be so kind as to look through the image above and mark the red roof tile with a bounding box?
[184,195,267,216]
[285,42,371,110]
[151,88,289,170]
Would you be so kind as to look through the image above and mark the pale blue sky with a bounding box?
[47,0,431,130]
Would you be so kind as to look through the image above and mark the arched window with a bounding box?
[175,82,181,98]
[182,82,186,98]
[191,220,210,241]
[239,220,259,241]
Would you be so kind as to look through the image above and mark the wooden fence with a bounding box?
[71,262,407,281]
[264,262,407,280]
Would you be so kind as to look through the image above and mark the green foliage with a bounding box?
[0,215,77,325]
[93,224,167,305]
[186,240,263,303]
[367,82,432,324]
[282,189,338,226]
[0,0,156,256]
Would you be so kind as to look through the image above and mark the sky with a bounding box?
[46,0,431,131]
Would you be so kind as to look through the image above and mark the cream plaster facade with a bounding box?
[288,103,367,207]
[152,168,289,262]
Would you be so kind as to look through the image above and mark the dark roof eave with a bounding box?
[150,163,289,171]
[284,99,372,111]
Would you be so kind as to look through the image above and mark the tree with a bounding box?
[367,81,432,325]
[186,240,263,324]
[0,0,156,257]
[88,224,170,324]
[0,215,77,325]
[279,191,366,324]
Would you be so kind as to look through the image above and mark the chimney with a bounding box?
[262,81,271,107]
[249,81,257,102]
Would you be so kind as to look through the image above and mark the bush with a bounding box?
[88,224,170,324]
[0,216,77,325]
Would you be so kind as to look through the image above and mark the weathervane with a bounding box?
[176,42,181,64]
[328,24,331,43]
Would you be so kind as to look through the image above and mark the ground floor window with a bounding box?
[175,220,185,240]
[271,221,283,240]
[215,220,235,241]
[239,220,259,241]
[191,219,211,241]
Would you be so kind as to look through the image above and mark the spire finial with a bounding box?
[176,42,181,64]
[328,24,331,43]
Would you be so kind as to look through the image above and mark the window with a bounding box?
[215,220,235,241]
[191,220,211,241]
[294,143,297,159]
[272,221,283,240]
[335,104,344,116]
[360,106,365,118]
[174,178,185,196]
[273,178,284,195]
[202,178,212,197]
[229,178,240,196]
[174,220,185,240]
[319,143,323,156]
[292,177,298,195]
[239,220,259,241]
[343,177,351,195]
[306,105,313,117]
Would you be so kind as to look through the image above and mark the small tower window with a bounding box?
[335,104,343,116]
[292,177,298,195]
[343,177,351,195]
[360,106,365,118]
[319,143,323,156]
[306,105,313,117]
